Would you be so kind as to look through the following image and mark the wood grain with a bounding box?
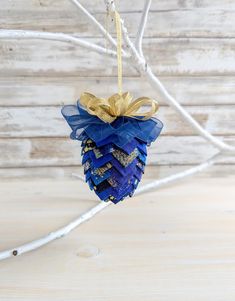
[1,38,235,76]
[1,105,234,137]
[0,176,235,300]
[1,0,235,11]
[0,164,234,180]
[0,136,234,168]
[1,76,235,106]
[1,9,235,38]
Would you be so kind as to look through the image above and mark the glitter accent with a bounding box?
[93,148,103,159]
[112,148,139,167]
[84,160,91,172]
[82,139,96,154]
[92,162,112,176]
[107,177,118,187]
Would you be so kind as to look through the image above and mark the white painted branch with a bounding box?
[71,0,128,57]
[0,30,118,58]
[0,201,111,261]
[144,67,235,153]
[0,154,220,261]
[105,1,235,153]
[137,155,219,194]
[105,5,144,72]
[72,173,86,181]
[135,0,152,57]
[70,0,117,49]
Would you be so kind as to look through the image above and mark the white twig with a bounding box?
[104,1,235,153]
[72,173,85,182]
[0,30,118,58]
[105,1,143,65]
[144,67,235,153]
[0,154,220,261]
[70,0,117,49]
[0,201,111,261]
[137,154,219,194]
[135,0,152,57]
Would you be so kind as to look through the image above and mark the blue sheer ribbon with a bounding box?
[62,101,163,147]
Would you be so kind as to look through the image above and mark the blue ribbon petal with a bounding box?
[61,100,163,146]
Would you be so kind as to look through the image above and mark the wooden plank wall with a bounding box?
[0,0,234,179]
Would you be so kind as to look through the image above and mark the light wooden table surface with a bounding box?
[0,172,235,301]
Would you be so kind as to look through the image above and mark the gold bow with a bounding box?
[80,92,159,123]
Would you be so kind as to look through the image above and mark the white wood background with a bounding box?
[0,0,235,178]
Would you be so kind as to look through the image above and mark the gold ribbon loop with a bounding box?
[79,10,159,124]
[80,92,159,123]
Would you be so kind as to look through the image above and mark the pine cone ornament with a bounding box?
[62,92,163,204]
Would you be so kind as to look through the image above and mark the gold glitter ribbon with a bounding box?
[79,8,159,123]
[114,10,123,95]
[80,92,159,123]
